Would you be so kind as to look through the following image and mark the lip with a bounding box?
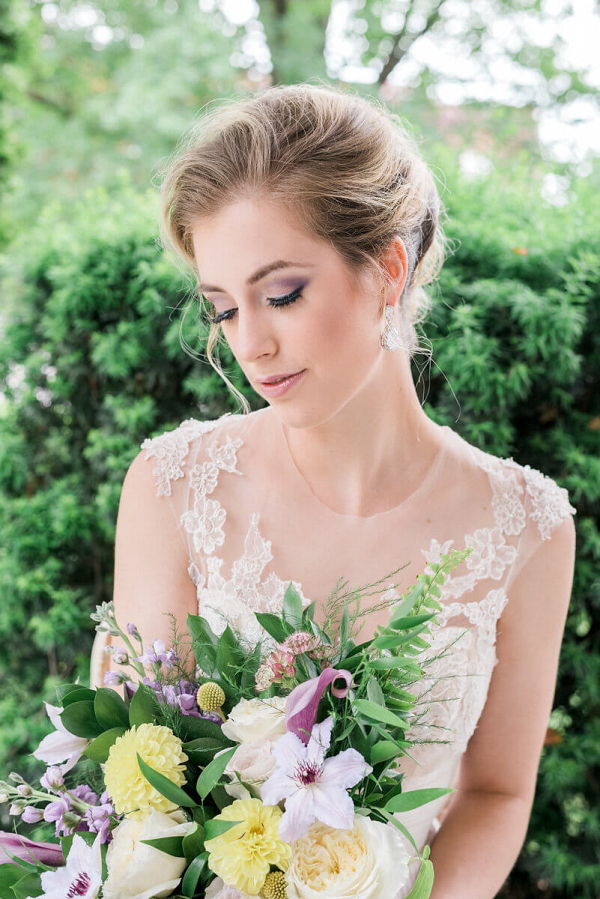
[257,369,306,397]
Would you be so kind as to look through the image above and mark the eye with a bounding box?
[206,286,304,325]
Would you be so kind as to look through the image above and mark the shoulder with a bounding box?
[137,410,261,497]
[453,429,577,543]
[496,453,576,542]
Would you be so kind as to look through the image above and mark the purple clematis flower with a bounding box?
[260,715,372,843]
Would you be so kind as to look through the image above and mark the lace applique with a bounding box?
[142,417,228,497]
[180,433,244,557]
[182,430,311,648]
[521,464,577,541]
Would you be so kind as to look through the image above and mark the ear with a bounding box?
[378,236,409,312]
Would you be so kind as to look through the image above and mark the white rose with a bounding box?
[221,696,287,744]
[285,814,411,899]
[103,807,196,899]
[223,737,279,800]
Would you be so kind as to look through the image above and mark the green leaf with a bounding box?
[180,852,208,898]
[182,736,231,766]
[282,582,303,627]
[369,657,423,673]
[57,685,96,707]
[59,700,103,739]
[83,726,127,763]
[377,807,419,855]
[0,863,26,892]
[93,687,130,730]
[216,626,245,687]
[129,683,161,726]
[353,698,410,730]
[182,822,206,864]
[385,787,456,813]
[187,613,219,675]
[387,612,436,631]
[204,818,242,841]
[370,740,400,765]
[10,871,43,899]
[366,676,386,706]
[340,602,349,646]
[196,746,237,801]
[302,600,317,621]
[136,752,198,808]
[254,612,291,644]
[139,835,186,857]
[405,854,435,899]
[179,716,233,745]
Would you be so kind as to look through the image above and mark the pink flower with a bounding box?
[260,715,372,843]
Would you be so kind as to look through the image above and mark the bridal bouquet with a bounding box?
[0,547,472,899]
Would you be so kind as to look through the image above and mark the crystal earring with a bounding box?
[381,303,403,351]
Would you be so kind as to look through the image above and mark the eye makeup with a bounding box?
[205,285,305,325]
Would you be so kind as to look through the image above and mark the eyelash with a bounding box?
[206,287,304,324]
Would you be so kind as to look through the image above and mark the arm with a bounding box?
[427,513,577,898]
[100,447,199,691]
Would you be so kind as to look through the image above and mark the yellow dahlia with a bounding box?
[103,722,189,817]
[204,798,291,896]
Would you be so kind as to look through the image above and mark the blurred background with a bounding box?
[0,1,599,896]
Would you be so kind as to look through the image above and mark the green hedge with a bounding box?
[0,156,599,896]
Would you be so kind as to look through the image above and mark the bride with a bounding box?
[94,83,577,898]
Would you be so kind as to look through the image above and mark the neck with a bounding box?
[277,349,445,518]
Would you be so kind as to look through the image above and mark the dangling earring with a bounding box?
[380,303,403,351]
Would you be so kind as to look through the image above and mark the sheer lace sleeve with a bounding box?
[140,414,235,554]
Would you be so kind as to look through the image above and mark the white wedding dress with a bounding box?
[136,405,575,897]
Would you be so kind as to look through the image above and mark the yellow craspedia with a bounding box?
[103,722,189,817]
[263,870,288,898]
[204,798,291,896]
[196,682,226,713]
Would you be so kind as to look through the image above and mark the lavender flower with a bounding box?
[83,790,118,844]
[21,807,42,824]
[40,766,65,790]
[44,785,99,839]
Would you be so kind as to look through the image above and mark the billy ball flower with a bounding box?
[196,682,226,720]
[103,723,189,817]
[263,870,288,898]
[204,797,291,896]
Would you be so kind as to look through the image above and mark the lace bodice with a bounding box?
[141,407,576,896]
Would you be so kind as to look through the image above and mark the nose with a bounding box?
[234,307,278,368]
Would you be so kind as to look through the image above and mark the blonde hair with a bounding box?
[156,82,449,414]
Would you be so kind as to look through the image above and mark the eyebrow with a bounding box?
[198,260,315,293]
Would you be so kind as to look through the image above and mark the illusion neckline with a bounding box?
[268,408,454,522]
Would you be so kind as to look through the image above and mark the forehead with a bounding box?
[190,197,331,277]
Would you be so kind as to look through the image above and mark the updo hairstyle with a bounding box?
[157,82,449,413]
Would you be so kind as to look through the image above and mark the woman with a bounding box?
[96,84,577,898]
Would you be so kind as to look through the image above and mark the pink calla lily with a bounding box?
[0,831,65,867]
[285,667,352,745]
